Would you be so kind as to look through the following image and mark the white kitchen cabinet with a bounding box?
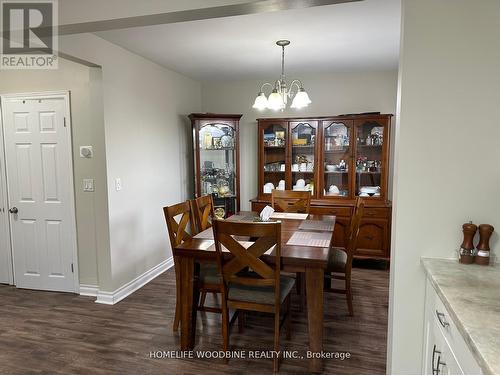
[422,280,482,375]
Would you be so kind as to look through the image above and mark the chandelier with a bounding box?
[253,40,311,111]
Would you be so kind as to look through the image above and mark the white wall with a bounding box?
[0,59,109,287]
[202,70,398,209]
[388,0,500,373]
[60,34,202,292]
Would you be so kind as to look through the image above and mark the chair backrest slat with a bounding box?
[163,201,192,248]
[346,197,365,259]
[271,190,311,213]
[213,220,281,291]
[190,195,215,234]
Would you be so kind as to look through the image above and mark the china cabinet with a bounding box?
[252,113,393,262]
[190,113,242,219]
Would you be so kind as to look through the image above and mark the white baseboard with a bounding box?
[79,284,99,297]
[95,256,174,305]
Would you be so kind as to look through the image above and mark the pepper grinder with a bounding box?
[460,222,477,264]
[475,224,494,266]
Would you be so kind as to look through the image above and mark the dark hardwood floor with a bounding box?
[0,266,389,375]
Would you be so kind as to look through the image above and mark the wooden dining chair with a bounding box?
[189,194,217,309]
[163,201,222,332]
[190,194,215,234]
[324,197,365,316]
[212,219,294,373]
[271,189,311,309]
[271,189,311,213]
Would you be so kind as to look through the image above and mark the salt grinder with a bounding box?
[460,222,477,264]
[475,224,494,266]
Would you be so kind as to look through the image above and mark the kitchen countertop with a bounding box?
[421,258,500,375]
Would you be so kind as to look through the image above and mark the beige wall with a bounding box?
[60,34,202,292]
[0,59,110,287]
[201,70,398,210]
[388,0,500,373]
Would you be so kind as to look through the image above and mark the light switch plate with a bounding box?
[115,178,122,191]
[80,146,93,158]
[83,179,95,192]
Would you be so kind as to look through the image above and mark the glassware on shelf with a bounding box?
[355,121,384,197]
[323,121,351,198]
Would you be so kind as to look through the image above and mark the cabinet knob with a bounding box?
[435,310,450,328]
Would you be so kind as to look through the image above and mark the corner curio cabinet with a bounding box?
[190,113,242,219]
[253,113,393,263]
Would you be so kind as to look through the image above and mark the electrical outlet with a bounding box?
[115,178,122,191]
[83,179,94,192]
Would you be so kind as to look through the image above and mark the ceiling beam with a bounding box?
[58,0,362,35]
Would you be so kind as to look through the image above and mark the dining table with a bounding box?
[173,211,335,373]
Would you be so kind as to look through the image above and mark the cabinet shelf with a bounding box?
[201,147,235,151]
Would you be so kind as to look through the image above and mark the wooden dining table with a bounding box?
[173,212,335,373]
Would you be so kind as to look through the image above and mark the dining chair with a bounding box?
[190,194,215,234]
[271,189,310,309]
[271,189,311,213]
[324,197,365,316]
[212,219,294,373]
[163,201,222,332]
[190,194,217,309]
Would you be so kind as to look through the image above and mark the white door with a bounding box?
[1,92,78,293]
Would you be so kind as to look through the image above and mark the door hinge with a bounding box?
[63,117,67,127]
[71,263,74,273]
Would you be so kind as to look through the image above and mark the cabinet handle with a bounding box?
[435,310,450,328]
[436,355,446,375]
[432,345,441,374]
[364,235,374,241]
[366,211,376,216]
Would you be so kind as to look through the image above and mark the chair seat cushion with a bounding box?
[199,263,221,284]
[228,276,295,305]
[327,247,347,272]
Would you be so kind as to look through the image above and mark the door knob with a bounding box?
[9,207,18,214]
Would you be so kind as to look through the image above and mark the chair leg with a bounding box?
[273,307,281,373]
[346,276,354,317]
[285,296,292,340]
[173,297,181,332]
[238,311,245,333]
[296,272,306,312]
[221,301,230,361]
[173,260,181,332]
[199,291,207,309]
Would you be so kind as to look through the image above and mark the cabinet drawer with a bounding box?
[309,206,352,217]
[425,281,482,375]
[363,207,390,219]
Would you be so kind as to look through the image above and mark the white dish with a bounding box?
[360,186,380,193]
[296,179,306,188]
[326,165,337,172]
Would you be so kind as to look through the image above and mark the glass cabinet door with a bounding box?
[355,120,385,198]
[198,122,237,215]
[262,122,287,195]
[322,121,353,198]
[290,121,317,196]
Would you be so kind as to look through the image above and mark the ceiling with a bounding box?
[94,0,401,81]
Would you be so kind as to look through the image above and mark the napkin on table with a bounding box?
[260,205,275,222]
